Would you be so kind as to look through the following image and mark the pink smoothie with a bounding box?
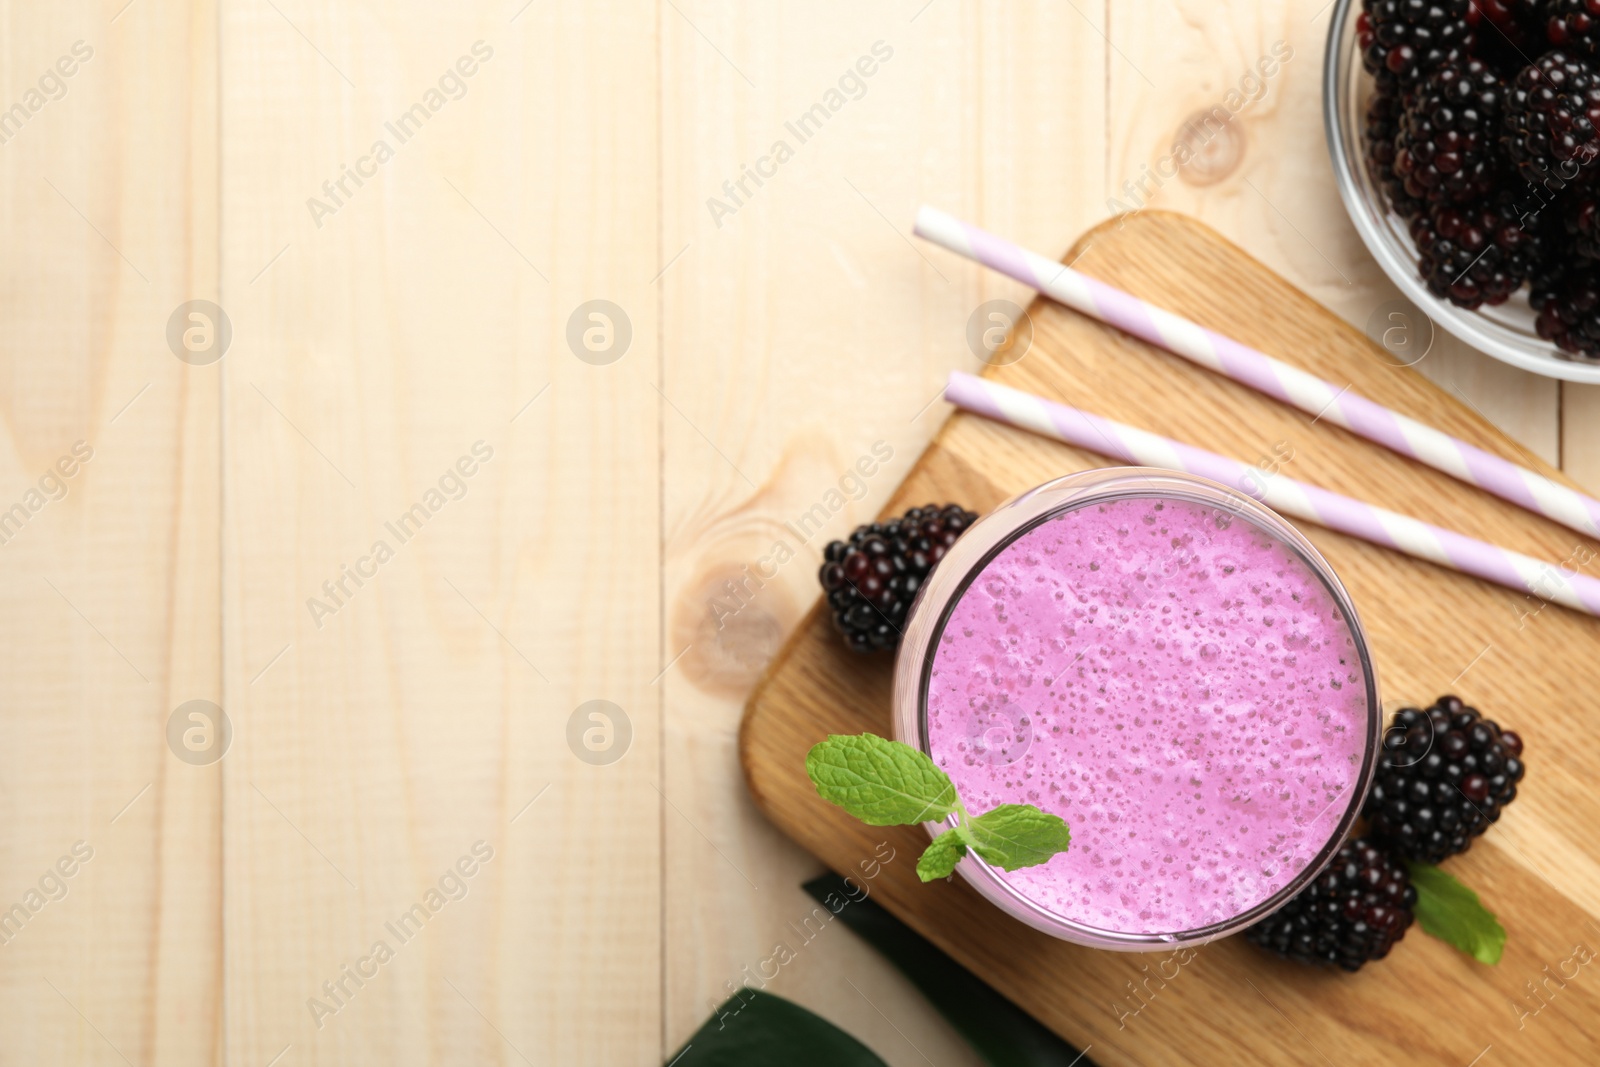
[925,495,1369,936]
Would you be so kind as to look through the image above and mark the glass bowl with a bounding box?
[891,468,1382,950]
[1323,0,1600,383]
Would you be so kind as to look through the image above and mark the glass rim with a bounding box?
[891,467,1382,950]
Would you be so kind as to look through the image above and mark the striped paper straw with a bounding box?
[915,205,1600,543]
[947,371,1600,617]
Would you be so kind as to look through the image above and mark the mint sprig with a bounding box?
[1407,860,1506,965]
[806,733,1070,882]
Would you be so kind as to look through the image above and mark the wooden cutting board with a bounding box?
[741,212,1600,1065]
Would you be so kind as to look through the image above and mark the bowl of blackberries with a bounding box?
[1325,0,1600,381]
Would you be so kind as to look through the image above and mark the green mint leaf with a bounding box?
[805,734,1073,883]
[916,829,968,882]
[1408,861,1506,965]
[805,734,958,826]
[961,803,1072,871]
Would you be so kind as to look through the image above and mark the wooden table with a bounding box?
[0,3,1588,1065]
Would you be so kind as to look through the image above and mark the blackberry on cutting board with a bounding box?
[819,503,978,653]
[1360,0,1475,94]
[1245,837,1416,971]
[1503,50,1600,186]
[1394,59,1506,204]
[1364,696,1526,863]
[1409,195,1544,306]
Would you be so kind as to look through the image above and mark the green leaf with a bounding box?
[916,828,968,882]
[962,804,1072,872]
[804,873,1095,1067]
[665,989,889,1067]
[806,734,958,826]
[1407,861,1506,965]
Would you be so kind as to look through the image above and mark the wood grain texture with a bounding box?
[1564,383,1600,494]
[0,2,1592,1065]
[659,3,1105,1061]
[742,212,1600,1066]
[1105,0,1561,461]
[0,3,221,1064]
[220,3,659,1063]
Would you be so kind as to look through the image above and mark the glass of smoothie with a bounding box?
[892,468,1380,949]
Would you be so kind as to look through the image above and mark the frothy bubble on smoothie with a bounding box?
[925,495,1369,937]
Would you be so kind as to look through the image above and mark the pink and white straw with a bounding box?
[947,371,1600,617]
[915,206,1600,543]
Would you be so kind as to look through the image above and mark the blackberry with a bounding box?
[1469,0,1547,77]
[1245,837,1416,971]
[1364,696,1527,863]
[1409,194,1543,305]
[1367,89,1426,218]
[819,503,977,653]
[1360,0,1475,94]
[1561,190,1600,256]
[1547,0,1600,57]
[1395,59,1506,204]
[1503,50,1600,187]
[1533,265,1600,353]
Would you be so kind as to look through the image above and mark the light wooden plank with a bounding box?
[220,2,659,1063]
[661,2,1104,1061]
[0,1,221,1064]
[1562,384,1600,494]
[1106,0,1559,463]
